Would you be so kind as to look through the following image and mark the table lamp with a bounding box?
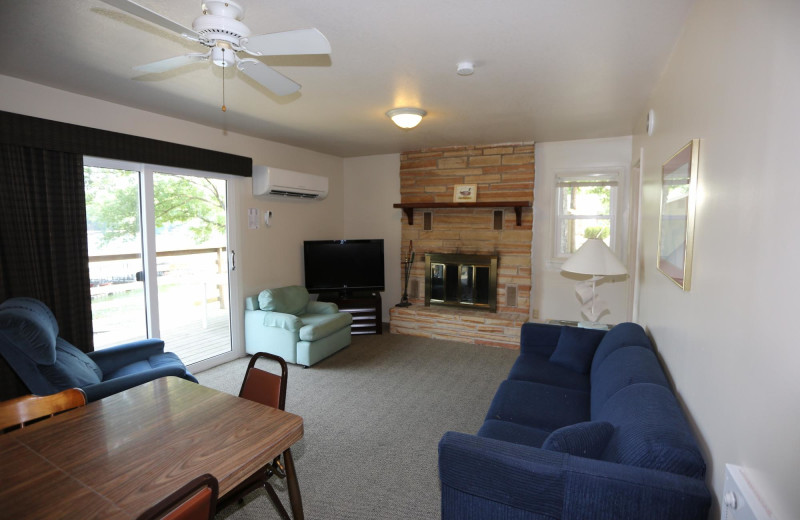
[560,238,627,327]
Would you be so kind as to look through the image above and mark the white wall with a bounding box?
[343,154,402,320]
[0,74,345,352]
[532,137,632,324]
[634,0,800,517]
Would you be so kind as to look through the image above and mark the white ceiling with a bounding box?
[0,1,694,157]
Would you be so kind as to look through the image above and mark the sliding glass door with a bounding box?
[84,158,239,367]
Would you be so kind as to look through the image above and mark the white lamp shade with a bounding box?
[560,238,627,276]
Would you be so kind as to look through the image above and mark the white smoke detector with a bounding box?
[456,61,474,76]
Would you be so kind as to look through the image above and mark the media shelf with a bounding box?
[318,292,382,335]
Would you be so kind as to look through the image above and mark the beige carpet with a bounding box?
[196,332,518,520]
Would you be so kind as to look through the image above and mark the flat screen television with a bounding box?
[303,239,385,295]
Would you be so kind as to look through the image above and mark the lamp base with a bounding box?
[578,321,610,331]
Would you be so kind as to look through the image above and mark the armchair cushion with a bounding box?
[103,352,189,380]
[0,297,59,365]
[299,312,353,341]
[258,286,309,315]
[38,338,102,388]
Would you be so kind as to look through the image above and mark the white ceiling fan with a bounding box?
[99,0,331,96]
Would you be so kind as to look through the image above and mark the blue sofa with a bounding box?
[438,322,711,520]
[0,297,198,402]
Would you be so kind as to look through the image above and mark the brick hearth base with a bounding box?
[389,306,526,349]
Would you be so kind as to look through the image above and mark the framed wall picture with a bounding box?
[657,139,699,290]
[453,184,477,203]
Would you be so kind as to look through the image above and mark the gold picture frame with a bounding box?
[657,139,700,291]
[453,184,477,203]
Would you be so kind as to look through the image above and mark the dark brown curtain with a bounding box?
[0,144,93,349]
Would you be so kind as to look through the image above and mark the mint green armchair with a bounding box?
[244,286,352,367]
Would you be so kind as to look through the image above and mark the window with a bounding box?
[554,171,620,259]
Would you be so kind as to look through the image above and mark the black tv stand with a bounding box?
[318,291,382,335]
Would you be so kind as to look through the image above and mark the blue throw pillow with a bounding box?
[548,326,606,373]
[38,338,103,389]
[542,421,615,459]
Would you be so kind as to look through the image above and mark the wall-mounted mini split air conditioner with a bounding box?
[252,165,328,200]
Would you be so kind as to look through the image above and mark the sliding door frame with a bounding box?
[84,157,244,369]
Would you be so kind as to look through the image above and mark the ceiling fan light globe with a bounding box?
[386,108,427,129]
[211,45,234,67]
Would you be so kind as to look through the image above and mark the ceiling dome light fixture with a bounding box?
[386,107,427,129]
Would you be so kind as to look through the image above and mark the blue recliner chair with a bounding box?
[0,297,198,402]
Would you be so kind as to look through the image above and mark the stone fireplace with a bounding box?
[389,142,534,349]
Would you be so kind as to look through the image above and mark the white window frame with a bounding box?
[552,168,625,263]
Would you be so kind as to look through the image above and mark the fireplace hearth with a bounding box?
[425,253,498,312]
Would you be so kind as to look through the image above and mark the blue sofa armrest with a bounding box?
[439,432,710,520]
[87,338,166,375]
[519,322,566,357]
[439,431,566,519]
[306,301,338,314]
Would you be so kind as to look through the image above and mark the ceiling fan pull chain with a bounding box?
[221,48,227,112]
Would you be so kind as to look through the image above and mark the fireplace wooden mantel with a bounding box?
[392,201,531,226]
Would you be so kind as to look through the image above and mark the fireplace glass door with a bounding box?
[426,254,498,312]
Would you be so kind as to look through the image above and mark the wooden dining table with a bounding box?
[0,376,304,519]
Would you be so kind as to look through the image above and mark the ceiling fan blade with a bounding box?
[243,28,331,56]
[133,53,209,74]
[238,61,301,96]
[99,0,201,40]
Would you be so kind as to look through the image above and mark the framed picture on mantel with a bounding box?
[453,184,477,203]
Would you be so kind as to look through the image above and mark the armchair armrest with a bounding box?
[306,301,338,314]
[262,311,303,331]
[87,338,166,375]
[439,432,710,520]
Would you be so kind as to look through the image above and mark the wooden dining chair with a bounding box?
[136,473,218,520]
[0,388,86,432]
[216,352,303,520]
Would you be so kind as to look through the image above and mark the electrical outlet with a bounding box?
[532,308,540,319]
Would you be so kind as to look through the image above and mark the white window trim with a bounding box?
[550,166,628,266]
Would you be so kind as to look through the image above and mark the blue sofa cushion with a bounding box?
[590,322,653,375]
[258,286,309,315]
[519,322,563,357]
[598,384,706,478]
[486,380,590,432]
[0,297,60,365]
[507,353,590,391]
[477,419,551,448]
[542,421,614,459]
[549,326,606,373]
[590,346,670,418]
[38,338,103,389]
